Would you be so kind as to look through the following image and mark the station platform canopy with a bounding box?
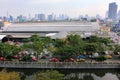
[0,35,6,40]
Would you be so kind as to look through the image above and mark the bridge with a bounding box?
[0,61,120,69]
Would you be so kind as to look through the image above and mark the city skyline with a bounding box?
[0,0,120,18]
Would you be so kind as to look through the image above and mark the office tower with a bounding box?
[17,15,26,22]
[108,2,118,20]
[38,14,45,21]
[3,16,8,21]
[48,14,53,21]
[9,15,14,22]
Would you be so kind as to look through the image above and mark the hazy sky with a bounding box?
[0,0,120,18]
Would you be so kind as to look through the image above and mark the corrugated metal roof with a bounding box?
[3,22,99,32]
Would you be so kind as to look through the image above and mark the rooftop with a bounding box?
[2,22,99,32]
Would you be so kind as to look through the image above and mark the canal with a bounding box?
[0,68,119,80]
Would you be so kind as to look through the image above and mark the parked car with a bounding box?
[0,57,5,61]
[41,56,47,59]
[77,55,87,59]
[76,58,85,62]
[76,55,86,62]
[49,57,59,62]
[65,58,74,62]
[13,55,19,59]
[31,58,37,61]
[104,55,112,59]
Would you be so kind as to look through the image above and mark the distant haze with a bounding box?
[0,0,120,18]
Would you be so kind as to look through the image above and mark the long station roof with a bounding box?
[2,21,100,32]
[0,21,100,39]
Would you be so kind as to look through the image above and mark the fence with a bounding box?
[0,61,120,69]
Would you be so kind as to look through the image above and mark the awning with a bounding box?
[0,35,6,40]
[46,33,57,37]
[50,31,68,39]
[11,35,31,38]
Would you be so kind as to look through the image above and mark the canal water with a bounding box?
[0,68,120,80]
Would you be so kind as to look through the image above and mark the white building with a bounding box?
[0,21,100,39]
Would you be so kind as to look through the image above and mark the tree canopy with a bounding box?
[0,69,21,80]
[32,70,64,80]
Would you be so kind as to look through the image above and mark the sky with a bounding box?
[0,0,120,18]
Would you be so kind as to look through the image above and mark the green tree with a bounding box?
[0,43,12,57]
[97,43,107,54]
[41,37,53,46]
[12,45,23,55]
[22,41,44,58]
[32,70,64,80]
[0,43,23,60]
[55,39,67,48]
[0,69,21,80]
[84,43,98,55]
[67,34,82,46]
[87,35,99,43]
[26,34,40,42]
[54,45,76,61]
[99,37,111,45]
[54,35,85,61]
[113,45,120,55]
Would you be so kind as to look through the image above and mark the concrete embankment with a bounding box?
[0,61,120,69]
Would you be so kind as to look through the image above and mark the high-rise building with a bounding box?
[35,14,46,21]
[0,17,4,29]
[108,2,118,20]
[3,16,8,21]
[38,14,45,21]
[17,15,26,22]
[35,14,38,20]
[48,14,53,21]
[9,15,14,22]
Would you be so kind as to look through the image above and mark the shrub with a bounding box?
[0,69,21,80]
[96,56,107,61]
[32,70,64,80]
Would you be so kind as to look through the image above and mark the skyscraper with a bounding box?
[35,14,46,21]
[48,14,53,21]
[108,2,118,20]
[9,15,14,22]
[38,14,45,21]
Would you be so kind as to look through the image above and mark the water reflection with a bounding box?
[1,68,120,80]
[63,72,120,80]
[92,73,119,80]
